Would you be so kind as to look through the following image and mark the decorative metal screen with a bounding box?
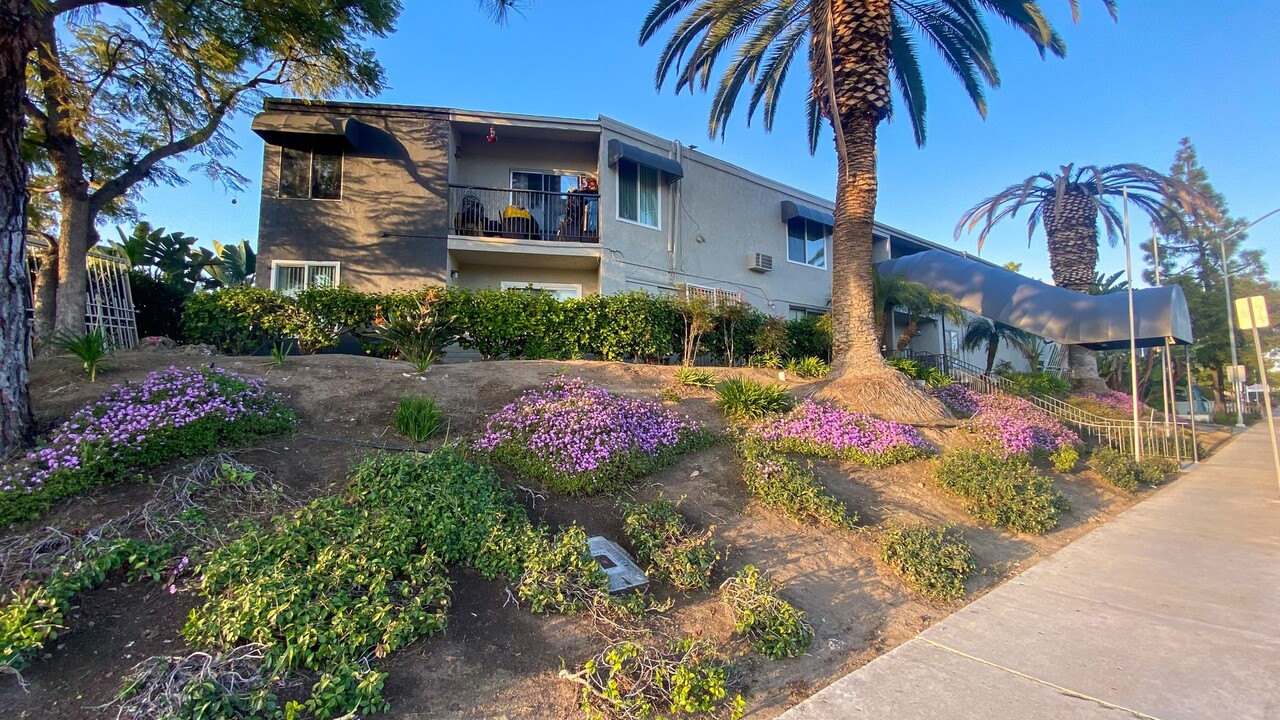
[24,237,138,353]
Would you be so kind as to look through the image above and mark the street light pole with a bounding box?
[1216,207,1280,428]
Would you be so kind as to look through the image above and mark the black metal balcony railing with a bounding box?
[448,184,600,243]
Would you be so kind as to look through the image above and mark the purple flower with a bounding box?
[752,400,930,465]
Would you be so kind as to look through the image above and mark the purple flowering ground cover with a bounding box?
[474,377,712,494]
[932,385,1080,461]
[0,367,295,527]
[752,400,932,467]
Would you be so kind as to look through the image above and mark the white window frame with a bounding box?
[499,281,583,300]
[615,159,661,231]
[785,217,830,270]
[270,260,341,295]
[277,144,344,201]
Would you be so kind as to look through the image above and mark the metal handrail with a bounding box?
[448,184,601,243]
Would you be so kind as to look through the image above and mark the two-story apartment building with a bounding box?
[251,98,1036,371]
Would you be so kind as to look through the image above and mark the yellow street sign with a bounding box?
[1236,295,1271,330]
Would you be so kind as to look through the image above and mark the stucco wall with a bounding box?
[451,263,600,296]
[255,101,450,293]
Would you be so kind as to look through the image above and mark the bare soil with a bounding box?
[0,352,1230,719]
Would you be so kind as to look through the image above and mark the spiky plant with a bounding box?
[640,0,1109,422]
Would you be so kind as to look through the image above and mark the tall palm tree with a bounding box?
[955,163,1210,389]
[640,1,1107,421]
[876,273,965,351]
[962,317,1033,375]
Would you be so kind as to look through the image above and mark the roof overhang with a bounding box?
[876,250,1194,349]
[252,113,383,152]
[606,139,683,183]
[781,200,834,228]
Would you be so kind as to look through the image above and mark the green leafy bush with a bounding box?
[1089,447,1179,492]
[998,371,1071,399]
[933,451,1068,534]
[751,317,791,359]
[735,437,856,530]
[371,288,458,369]
[924,367,955,388]
[515,525,612,614]
[785,356,830,379]
[394,395,446,442]
[129,270,190,340]
[887,356,923,380]
[676,367,720,388]
[1047,445,1079,474]
[621,496,718,591]
[715,378,792,420]
[786,315,831,360]
[879,525,975,600]
[2,538,171,669]
[719,565,813,659]
[564,638,744,719]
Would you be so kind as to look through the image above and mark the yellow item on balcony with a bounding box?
[502,205,532,221]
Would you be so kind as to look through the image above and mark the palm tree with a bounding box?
[956,163,1210,389]
[962,317,1033,375]
[639,1,1105,421]
[875,274,965,351]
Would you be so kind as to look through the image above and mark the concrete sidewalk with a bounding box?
[784,425,1280,720]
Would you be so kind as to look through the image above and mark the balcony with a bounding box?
[448,184,600,244]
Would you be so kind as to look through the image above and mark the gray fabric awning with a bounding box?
[252,113,365,150]
[876,249,1193,349]
[607,139,683,183]
[781,200,835,228]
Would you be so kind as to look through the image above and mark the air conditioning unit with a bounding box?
[748,253,773,273]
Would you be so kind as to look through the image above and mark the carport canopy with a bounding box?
[875,250,1193,350]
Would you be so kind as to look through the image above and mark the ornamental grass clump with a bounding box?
[754,400,931,467]
[394,395,446,442]
[720,565,813,660]
[0,367,295,527]
[879,524,975,600]
[715,378,792,420]
[675,367,719,388]
[621,496,718,591]
[735,437,856,530]
[933,451,1068,534]
[475,377,711,494]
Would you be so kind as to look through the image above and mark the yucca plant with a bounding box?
[57,328,113,382]
[675,367,719,388]
[266,341,292,369]
[715,378,792,421]
[394,396,446,443]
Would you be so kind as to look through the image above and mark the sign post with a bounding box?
[1236,295,1280,494]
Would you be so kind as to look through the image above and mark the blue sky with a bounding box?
[137,1,1280,284]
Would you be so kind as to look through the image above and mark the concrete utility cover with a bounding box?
[587,536,647,593]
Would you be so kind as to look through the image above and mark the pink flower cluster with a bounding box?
[474,377,702,475]
[932,385,1079,457]
[1,367,283,494]
[753,399,930,464]
[1081,390,1157,417]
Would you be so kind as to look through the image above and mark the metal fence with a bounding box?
[448,184,600,243]
[25,237,138,353]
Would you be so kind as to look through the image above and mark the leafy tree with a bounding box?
[956,163,1210,390]
[875,273,964,352]
[962,317,1033,375]
[639,0,1105,421]
[1140,138,1280,405]
[205,240,257,288]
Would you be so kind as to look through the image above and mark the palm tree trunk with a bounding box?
[985,340,999,375]
[813,0,943,422]
[0,0,35,455]
[895,318,918,352]
[1043,190,1108,392]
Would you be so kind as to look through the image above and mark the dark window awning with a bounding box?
[607,139,683,183]
[252,113,367,150]
[876,249,1194,349]
[781,200,834,228]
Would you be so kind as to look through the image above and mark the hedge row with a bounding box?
[181,286,832,363]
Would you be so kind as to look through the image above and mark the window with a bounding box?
[788,305,826,321]
[500,281,582,301]
[787,217,828,268]
[272,261,340,296]
[617,158,660,228]
[279,141,343,199]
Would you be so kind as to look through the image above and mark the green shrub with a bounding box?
[1048,445,1079,474]
[887,356,922,380]
[372,289,458,369]
[720,565,813,659]
[880,525,975,600]
[675,367,719,388]
[786,315,831,360]
[924,367,955,388]
[1089,447,1178,492]
[394,396,446,442]
[183,287,298,354]
[749,351,785,369]
[621,496,718,591]
[998,371,1071,399]
[735,437,856,530]
[933,451,1068,534]
[2,538,171,669]
[129,271,190,340]
[751,318,791,359]
[716,378,792,420]
[785,356,830,379]
[565,638,743,719]
[516,525,612,614]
